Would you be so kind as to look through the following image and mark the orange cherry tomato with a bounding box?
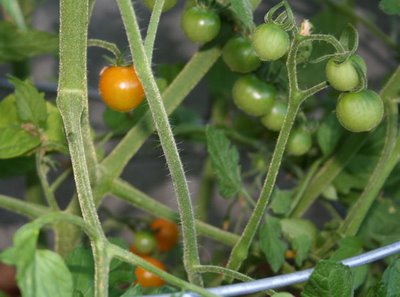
[134,256,166,288]
[150,218,179,252]
[98,65,145,112]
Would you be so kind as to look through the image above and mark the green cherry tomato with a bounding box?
[134,231,157,255]
[336,89,383,132]
[181,6,221,43]
[260,101,288,131]
[143,0,177,12]
[287,128,312,156]
[252,23,290,61]
[326,54,366,92]
[222,36,261,73]
[232,75,276,117]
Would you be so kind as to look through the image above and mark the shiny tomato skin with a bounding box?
[222,36,261,73]
[134,257,166,288]
[232,75,276,117]
[150,218,179,252]
[181,6,221,43]
[252,23,290,61]
[260,101,288,131]
[336,89,383,132]
[99,65,145,112]
[325,55,366,92]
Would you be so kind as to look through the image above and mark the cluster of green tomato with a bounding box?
[178,1,383,153]
[179,3,312,156]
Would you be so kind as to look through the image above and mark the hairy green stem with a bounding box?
[226,97,302,272]
[116,0,202,285]
[193,265,254,282]
[57,0,107,295]
[0,194,48,218]
[225,34,335,273]
[144,0,164,64]
[88,39,121,58]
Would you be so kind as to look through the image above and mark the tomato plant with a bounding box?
[232,75,276,117]
[222,36,261,73]
[142,0,177,12]
[151,218,179,252]
[335,89,384,132]
[134,257,166,288]
[251,23,290,61]
[181,6,221,43]
[1,1,400,297]
[98,65,145,112]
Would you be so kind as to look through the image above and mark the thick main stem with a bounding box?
[116,0,202,285]
[57,0,108,295]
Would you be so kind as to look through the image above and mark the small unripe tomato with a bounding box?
[222,36,261,73]
[336,89,383,132]
[99,65,145,112]
[260,101,288,131]
[287,128,312,156]
[325,55,366,92]
[143,0,177,12]
[181,6,221,43]
[133,231,157,255]
[232,75,276,117]
[134,257,166,288]
[252,23,290,61]
[151,218,179,252]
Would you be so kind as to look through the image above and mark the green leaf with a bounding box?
[379,0,400,15]
[270,189,292,215]
[292,235,312,266]
[0,156,35,178]
[281,218,318,246]
[0,125,40,159]
[0,21,58,64]
[206,126,242,198]
[45,102,67,150]
[229,0,254,30]
[259,216,286,272]
[302,260,354,297]
[317,113,344,156]
[380,258,400,297]
[0,95,19,127]
[10,77,47,128]
[329,237,368,289]
[18,250,74,297]
[272,293,294,297]
[66,247,94,297]
[359,198,400,248]
[0,0,26,30]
